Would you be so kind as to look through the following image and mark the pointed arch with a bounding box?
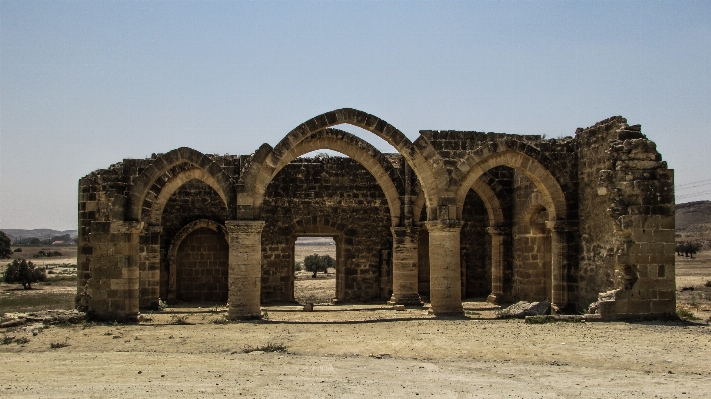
[239,108,447,221]
[251,128,404,226]
[126,147,235,222]
[455,148,567,221]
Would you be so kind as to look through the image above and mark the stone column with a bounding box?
[226,220,265,320]
[486,226,509,304]
[86,221,142,321]
[389,227,422,305]
[545,220,577,313]
[425,220,464,316]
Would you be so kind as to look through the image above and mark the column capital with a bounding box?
[423,220,462,233]
[545,220,578,232]
[225,220,266,234]
[486,226,510,236]
[110,221,144,234]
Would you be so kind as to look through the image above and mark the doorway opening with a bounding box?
[294,236,337,304]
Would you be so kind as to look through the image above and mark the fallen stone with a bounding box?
[496,301,551,319]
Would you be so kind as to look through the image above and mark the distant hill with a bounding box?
[0,229,78,241]
[676,201,711,250]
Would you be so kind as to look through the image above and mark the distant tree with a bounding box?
[676,242,703,258]
[304,254,335,278]
[3,259,46,289]
[0,231,11,259]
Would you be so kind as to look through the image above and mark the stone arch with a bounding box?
[416,176,506,227]
[254,128,404,226]
[166,219,228,302]
[240,108,448,221]
[127,147,235,222]
[455,149,567,221]
[147,168,228,225]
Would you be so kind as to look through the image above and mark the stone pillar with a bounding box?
[486,226,509,304]
[139,225,162,309]
[545,220,577,313]
[226,220,265,320]
[86,221,142,321]
[389,227,422,305]
[425,220,464,316]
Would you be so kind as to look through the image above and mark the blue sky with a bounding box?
[1,0,710,230]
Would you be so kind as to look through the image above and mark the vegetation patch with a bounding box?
[0,291,75,314]
[50,337,70,349]
[241,342,287,354]
[168,314,191,325]
[676,307,700,321]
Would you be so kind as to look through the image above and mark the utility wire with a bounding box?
[676,181,711,191]
[677,190,711,200]
[676,178,711,188]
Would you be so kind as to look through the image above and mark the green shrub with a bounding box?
[677,307,699,321]
[3,259,46,289]
[705,280,711,288]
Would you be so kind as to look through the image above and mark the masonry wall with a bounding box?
[576,117,676,318]
[175,227,229,302]
[511,170,552,302]
[160,179,229,300]
[260,156,393,303]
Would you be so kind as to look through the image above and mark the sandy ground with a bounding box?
[1,252,711,398]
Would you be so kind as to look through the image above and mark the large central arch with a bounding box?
[239,108,448,222]
[253,128,404,226]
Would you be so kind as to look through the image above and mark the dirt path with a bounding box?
[2,251,711,397]
[2,305,710,398]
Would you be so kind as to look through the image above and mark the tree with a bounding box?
[676,242,703,258]
[0,231,12,259]
[304,254,335,278]
[3,259,46,289]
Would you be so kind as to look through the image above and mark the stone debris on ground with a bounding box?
[0,309,87,328]
[496,301,551,318]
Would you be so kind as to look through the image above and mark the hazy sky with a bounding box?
[1,1,710,230]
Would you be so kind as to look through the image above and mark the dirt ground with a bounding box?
[1,253,711,398]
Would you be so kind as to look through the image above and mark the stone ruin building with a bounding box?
[76,109,676,321]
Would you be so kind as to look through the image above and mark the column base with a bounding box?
[428,306,464,317]
[388,293,424,306]
[227,309,263,320]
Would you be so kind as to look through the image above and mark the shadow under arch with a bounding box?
[415,176,506,227]
[454,149,568,221]
[126,147,235,222]
[240,108,448,222]
[254,128,404,226]
[166,219,228,303]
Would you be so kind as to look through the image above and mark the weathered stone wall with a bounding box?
[175,227,229,302]
[576,117,676,318]
[511,170,552,302]
[260,156,393,303]
[460,189,490,298]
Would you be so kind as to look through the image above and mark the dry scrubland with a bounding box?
[1,251,711,397]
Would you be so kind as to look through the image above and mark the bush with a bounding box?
[3,259,47,289]
[13,248,22,253]
[705,280,711,288]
